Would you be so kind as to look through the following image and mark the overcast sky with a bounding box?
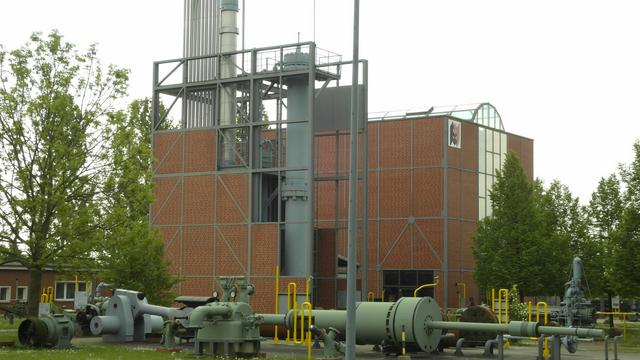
[2,0,639,203]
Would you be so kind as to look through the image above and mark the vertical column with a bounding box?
[219,0,238,164]
[282,51,312,277]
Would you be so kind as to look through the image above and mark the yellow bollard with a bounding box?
[528,301,532,322]
[536,301,549,357]
[286,282,297,344]
[47,286,54,303]
[401,326,407,355]
[497,288,510,348]
[497,288,509,324]
[367,291,374,302]
[381,289,385,301]
[300,302,313,358]
[274,266,280,344]
[491,288,496,312]
[455,282,466,307]
[305,277,312,304]
[535,301,548,325]
[543,342,550,358]
[294,301,312,345]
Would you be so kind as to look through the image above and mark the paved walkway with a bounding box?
[259,341,639,360]
[72,336,640,359]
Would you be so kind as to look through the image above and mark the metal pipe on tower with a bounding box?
[219,0,239,163]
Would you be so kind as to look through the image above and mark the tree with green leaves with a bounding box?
[586,174,623,297]
[537,181,591,295]
[472,151,547,297]
[611,141,640,298]
[0,31,128,315]
[98,99,178,305]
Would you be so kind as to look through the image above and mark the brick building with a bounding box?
[151,99,533,312]
[149,0,533,315]
[0,261,90,308]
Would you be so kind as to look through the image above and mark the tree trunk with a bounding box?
[27,267,43,316]
[608,292,614,329]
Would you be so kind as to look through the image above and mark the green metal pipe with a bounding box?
[428,321,506,332]
[427,320,604,338]
[260,314,286,326]
[188,304,232,328]
[427,320,537,337]
[538,325,604,338]
[260,297,604,356]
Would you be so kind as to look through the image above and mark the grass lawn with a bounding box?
[0,317,19,344]
[0,345,200,360]
[595,318,640,352]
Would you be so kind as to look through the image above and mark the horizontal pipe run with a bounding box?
[188,305,233,328]
[427,321,604,339]
[260,314,286,326]
[538,326,604,338]
[138,303,179,319]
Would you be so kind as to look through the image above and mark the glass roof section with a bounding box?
[430,103,504,130]
[369,103,504,131]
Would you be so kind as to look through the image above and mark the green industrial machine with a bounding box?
[75,282,112,336]
[90,289,176,342]
[187,276,262,356]
[186,277,604,358]
[261,296,604,356]
[18,313,74,349]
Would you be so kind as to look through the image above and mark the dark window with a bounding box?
[55,282,87,301]
[382,269,435,301]
[399,271,417,286]
[17,287,27,302]
[383,271,399,286]
[417,271,434,284]
[0,287,9,302]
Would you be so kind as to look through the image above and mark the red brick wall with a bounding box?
[0,269,99,309]
[151,116,534,310]
[507,134,534,181]
[185,130,216,172]
[251,224,279,276]
[154,132,183,174]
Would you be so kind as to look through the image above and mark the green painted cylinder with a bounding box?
[282,50,313,277]
[18,314,74,349]
[260,314,285,326]
[270,297,443,353]
[91,315,120,334]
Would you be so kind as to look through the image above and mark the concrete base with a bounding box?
[397,355,412,360]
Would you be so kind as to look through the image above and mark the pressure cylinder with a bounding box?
[90,315,121,335]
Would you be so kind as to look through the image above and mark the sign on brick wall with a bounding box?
[448,119,462,148]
